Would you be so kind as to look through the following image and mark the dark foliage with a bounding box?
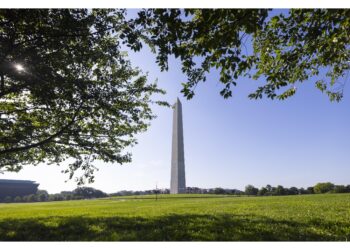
[73,187,108,199]
[0,9,165,184]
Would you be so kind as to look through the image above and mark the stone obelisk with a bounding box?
[170,98,186,194]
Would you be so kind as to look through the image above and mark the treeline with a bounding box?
[0,187,108,203]
[244,182,350,196]
[111,183,350,197]
[110,187,244,196]
[1,182,349,203]
[110,189,170,196]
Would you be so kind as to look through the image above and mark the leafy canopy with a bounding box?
[1,9,349,183]
[0,9,165,184]
[134,9,350,101]
[313,182,335,194]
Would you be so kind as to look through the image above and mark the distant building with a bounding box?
[0,179,39,199]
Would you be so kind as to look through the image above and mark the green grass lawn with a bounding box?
[0,193,349,241]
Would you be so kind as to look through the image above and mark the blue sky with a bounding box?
[3,10,350,193]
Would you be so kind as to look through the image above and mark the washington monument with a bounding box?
[170,98,186,194]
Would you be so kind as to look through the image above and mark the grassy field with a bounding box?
[0,193,349,241]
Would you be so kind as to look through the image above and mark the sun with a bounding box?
[14,64,25,72]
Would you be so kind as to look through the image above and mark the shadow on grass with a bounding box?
[0,213,348,241]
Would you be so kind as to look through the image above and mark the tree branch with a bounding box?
[0,73,4,94]
[0,102,83,155]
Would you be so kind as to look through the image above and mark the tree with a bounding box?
[306,187,315,194]
[233,189,244,196]
[213,187,225,194]
[72,187,107,199]
[332,185,347,193]
[3,196,12,203]
[2,9,349,183]
[60,191,74,200]
[134,9,349,101]
[26,194,37,202]
[245,185,258,196]
[298,188,308,195]
[36,190,49,201]
[258,187,268,196]
[0,9,165,184]
[49,194,64,201]
[14,196,22,202]
[313,182,335,194]
[22,195,30,202]
[265,184,272,194]
[275,185,286,196]
[288,187,299,195]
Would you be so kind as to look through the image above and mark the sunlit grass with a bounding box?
[0,193,349,240]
